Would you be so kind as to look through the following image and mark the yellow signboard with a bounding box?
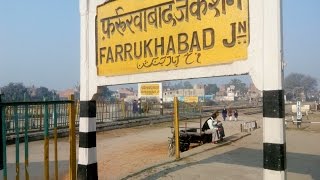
[184,96,199,103]
[96,0,249,76]
[140,84,160,96]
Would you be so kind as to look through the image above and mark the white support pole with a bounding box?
[78,0,98,179]
[262,0,286,179]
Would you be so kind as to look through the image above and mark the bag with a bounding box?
[219,126,225,137]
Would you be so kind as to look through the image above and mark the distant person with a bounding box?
[222,107,227,121]
[234,109,238,121]
[132,100,138,114]
[228,107,233,121]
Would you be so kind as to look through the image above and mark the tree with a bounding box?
[284,73,318,100]
[32,87,55,101]
[1,83,30,101]
[74,82,80,100]
[162,81,171,90]
[92,86,114,101]
[172,81,193,89]
[183,81,193,89]
[205,84,219,95]
[285,91,294,101]
[227,79,247,95]
[99,86,114,97]
[173,81,184,89]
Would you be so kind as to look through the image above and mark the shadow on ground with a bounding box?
[139,147,320,180]
[0,160,69,180]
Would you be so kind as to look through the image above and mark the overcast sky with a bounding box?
[0,0,319,90]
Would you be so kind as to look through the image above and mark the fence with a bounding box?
[1,98,201,137]
[0,97,203,179]
[94,100,201,122]
[2,97,259,133]
[240,121,258,132]
[0,95,76,180]
[3,99,167,133]
[4,103,71,135]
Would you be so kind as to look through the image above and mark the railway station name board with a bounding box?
[96,0,249,76]
[140,83,160,96]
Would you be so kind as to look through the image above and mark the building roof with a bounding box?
[58,89,76,99]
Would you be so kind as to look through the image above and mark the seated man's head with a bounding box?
[211,111,219,118]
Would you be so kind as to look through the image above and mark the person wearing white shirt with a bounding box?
[202,112,219,143]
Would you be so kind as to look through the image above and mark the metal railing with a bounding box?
[178,101,202,115]
[96,100,201,122]
[0,96,204,179]
[95,100,164,122]
[4,102,70,135]
[0,95,76,180]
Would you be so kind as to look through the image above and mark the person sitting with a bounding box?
[202,111,220,144]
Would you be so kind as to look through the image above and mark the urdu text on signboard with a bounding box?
[96,0,249,76]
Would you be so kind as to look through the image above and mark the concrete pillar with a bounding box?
[160,98,163,115]
[138,98,141,114]
[77,101,97,179]
[78,0,98,179]
[262,0,286,179]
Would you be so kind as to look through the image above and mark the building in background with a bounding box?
[58,88,78,100]
[163,84,205,102]
[215,85,236,101]
[113,88,138,102]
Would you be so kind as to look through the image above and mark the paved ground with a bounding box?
[1,107,320,180]
[125,127,320,180]
[123,109,320,180]
[92,111,262,180]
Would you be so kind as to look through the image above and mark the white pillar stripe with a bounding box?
[78,147,97,165]
[79,117,97,133]
[263,117,285,144]
[264,169,286,179]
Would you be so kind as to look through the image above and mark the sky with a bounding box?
[0,0,320,91]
